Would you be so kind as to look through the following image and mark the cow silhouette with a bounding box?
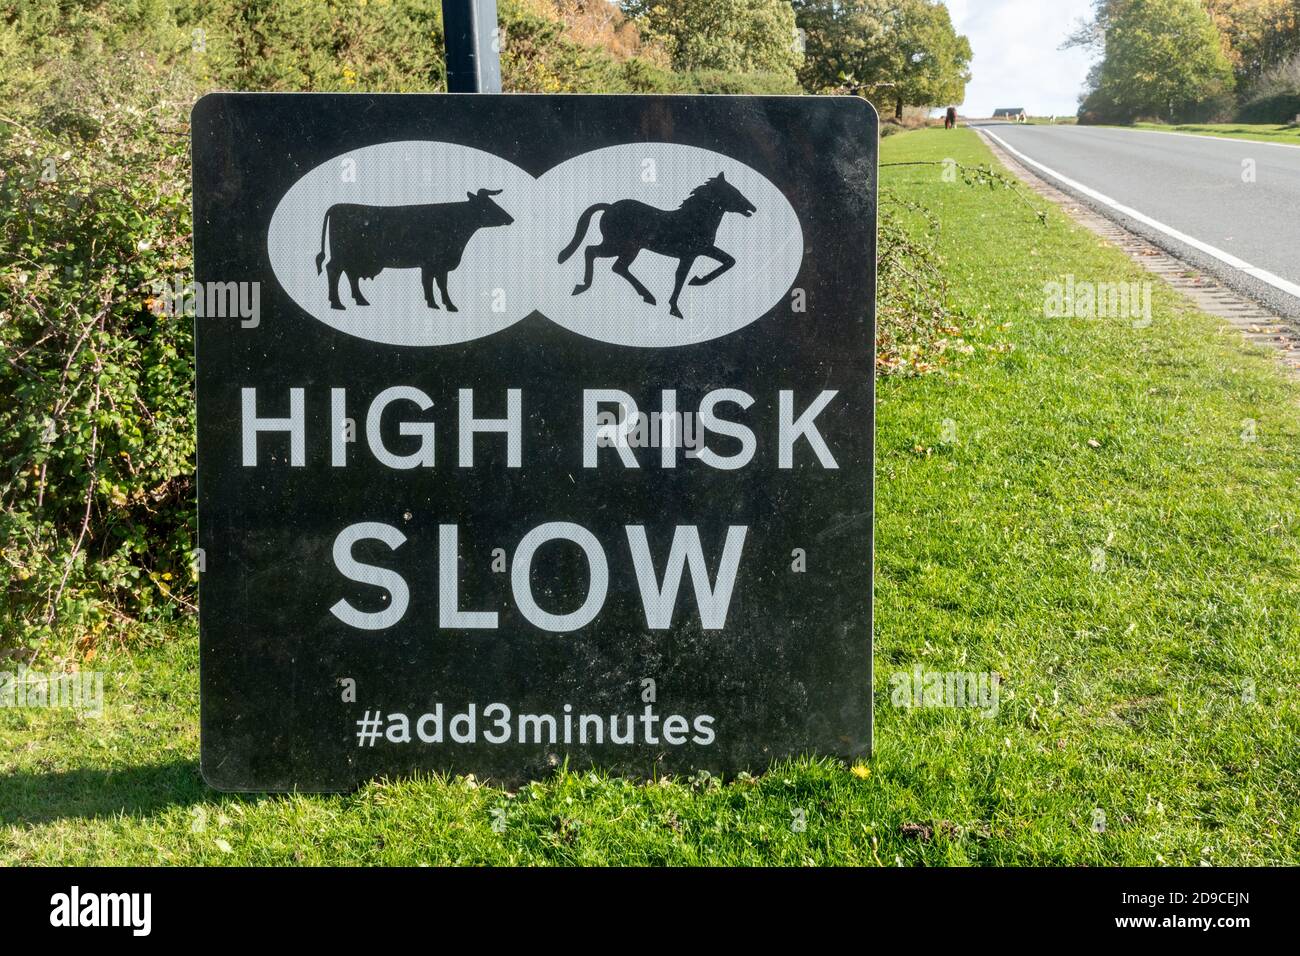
[315,189,513,311]
[558,172,757,319]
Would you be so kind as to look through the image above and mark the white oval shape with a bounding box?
[268,141,534,346]
[536,143,804,348]
[268,141,803,348]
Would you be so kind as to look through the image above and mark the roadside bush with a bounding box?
[681,69,802,94]
[1236,53,1300,123]
[1081,87,1237,125]
[1,56,198,648]
[187,0,449,92]
[875,192,966,376]
[1237,92,1300,122]
[500,0,633,92]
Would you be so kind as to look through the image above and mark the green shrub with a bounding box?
[1,55,198,647]
[681,69,802,95]
[875,191,965,376]
[616,56,686,92]
[1236,53,1300,124]
[498,0,635,92]
[1236,92,1300,122]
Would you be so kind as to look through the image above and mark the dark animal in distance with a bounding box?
[945,106,958,130]
[315,189,513,311]
[557,172,757,319]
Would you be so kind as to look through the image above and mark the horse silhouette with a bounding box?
[557,172,757,319]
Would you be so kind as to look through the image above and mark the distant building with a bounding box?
[992,108,1027,123]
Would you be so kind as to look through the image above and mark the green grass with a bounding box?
[4,128,1299,865]
[1121,121,1300,144]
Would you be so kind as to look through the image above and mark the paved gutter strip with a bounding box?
[975,127,1300,377]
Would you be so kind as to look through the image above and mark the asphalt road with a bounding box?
[969,122,1300,316]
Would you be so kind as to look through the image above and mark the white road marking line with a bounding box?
[978,127,1300,302]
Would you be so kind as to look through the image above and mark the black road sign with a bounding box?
[191,93,876,790]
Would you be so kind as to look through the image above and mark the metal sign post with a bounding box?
[442,0,503,93]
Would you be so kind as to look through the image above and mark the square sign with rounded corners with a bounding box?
[191,93,876,791]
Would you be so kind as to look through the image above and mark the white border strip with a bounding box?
[979,127,1300,302]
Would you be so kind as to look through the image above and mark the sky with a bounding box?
[943,0,1099,117]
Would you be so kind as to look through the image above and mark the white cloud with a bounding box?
[944,0,1098,117]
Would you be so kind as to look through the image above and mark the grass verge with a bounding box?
[3,128,1298,865]
[1120,121,1300,144]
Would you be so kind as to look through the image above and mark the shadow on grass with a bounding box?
[0,760,209,826]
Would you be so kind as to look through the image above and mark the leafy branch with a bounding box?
[880,159,1050,225]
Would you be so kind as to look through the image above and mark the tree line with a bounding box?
[624,0,972,119]
[1068,0,1300,124]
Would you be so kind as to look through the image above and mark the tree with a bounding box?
[1069,0,1237,123]
[620,0,802,78]
[794,0,972,119]
[793,0,893,93]
[1205,0,1300,90]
